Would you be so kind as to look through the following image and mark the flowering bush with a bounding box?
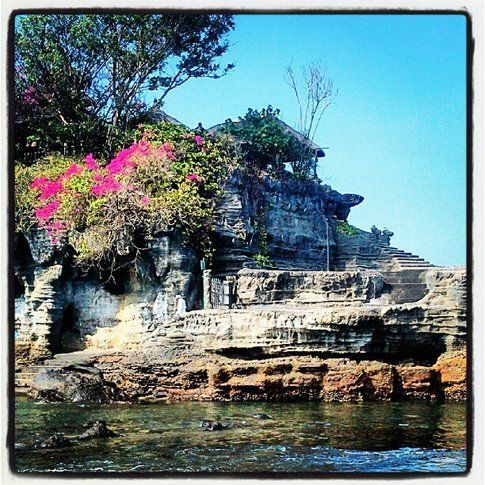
[15,122,238,268]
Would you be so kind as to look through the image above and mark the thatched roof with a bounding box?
[140,108,189,129]
[207,117,322,152]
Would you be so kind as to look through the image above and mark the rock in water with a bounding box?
[38,434,72,449]
[200,420,225,431]
[28,364,113,404]
[252,413,271,419]
[78,420,117,440]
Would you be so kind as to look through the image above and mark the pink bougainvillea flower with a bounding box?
[62,163,83,180]
[84,153,99,171]
[38,179,63,200]
[91,174,123,196]
[32,176,63,200]
[158,142,176,160]
[187,173,204,184]
[141,196,151,206]
[46,220,65,231]
[31,177,50,190]
[106,143,141,174]
[194,135,204,146]
[35,199,61,222]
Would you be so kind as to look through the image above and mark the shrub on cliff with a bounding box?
[15,122,238,269]
[336,221,358,236]
[219,106,318,179]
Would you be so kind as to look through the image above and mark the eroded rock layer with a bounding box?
[26,349,466,404]
[19,267,467,403]
[14,172,467,403]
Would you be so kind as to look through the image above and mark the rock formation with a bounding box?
[14,172,467,403]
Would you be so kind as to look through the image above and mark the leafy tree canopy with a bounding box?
[14,13,235,157]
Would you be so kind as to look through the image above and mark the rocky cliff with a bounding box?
[14,172,467,404]
[18,267,467,404]
[211,169,364,274]
[14,229,200,367]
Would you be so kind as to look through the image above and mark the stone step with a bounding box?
[386,282,428,291]
[386,254,425,260]
[394,262,430,267]
[383,276,427,284]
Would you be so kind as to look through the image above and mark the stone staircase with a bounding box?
[335,244,436,304]
[377,245,435,304]
[379,245,435,270]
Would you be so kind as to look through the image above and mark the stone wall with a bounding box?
[235,269,384,306]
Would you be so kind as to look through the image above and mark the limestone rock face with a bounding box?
[394,366,440,400]
[142,265,466,363]
[433,350,467,400]
[236,269,383,306]
[15,264,68,366]
[14,170,467,404]
[24,229,57,265]
[15,230,200,362]
[212,170,364,274]
[29,363,113,403]
[24,350,464,404]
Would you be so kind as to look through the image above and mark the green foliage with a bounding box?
[14,13,235,158]
[15,154,74,233]
[336,221,358,236]
[221,107,289,174]
[252,205,273,269]
[15,122,239,269]
[220,106,316,179]
[253,253,272,269]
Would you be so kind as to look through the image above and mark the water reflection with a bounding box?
[14,396,466,473]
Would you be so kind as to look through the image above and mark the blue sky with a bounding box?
[160,14,467,266]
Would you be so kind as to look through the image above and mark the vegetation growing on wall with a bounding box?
[253,206,272,269]
[336,221,359,236]
[15,122,238,269]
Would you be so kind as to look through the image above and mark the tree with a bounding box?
[221,106,291,174]
[285,62,336,178]
[14,14,235,157]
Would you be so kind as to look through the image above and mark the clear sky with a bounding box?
[160,14,467,266]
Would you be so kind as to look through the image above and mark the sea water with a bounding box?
[13,396,467,473]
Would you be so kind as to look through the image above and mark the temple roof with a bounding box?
[207,118,322,152]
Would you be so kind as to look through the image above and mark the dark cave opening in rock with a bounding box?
[103,270,129,296]
[14,232,34,266]
[14,274,25,298]
[53,304,84,354]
